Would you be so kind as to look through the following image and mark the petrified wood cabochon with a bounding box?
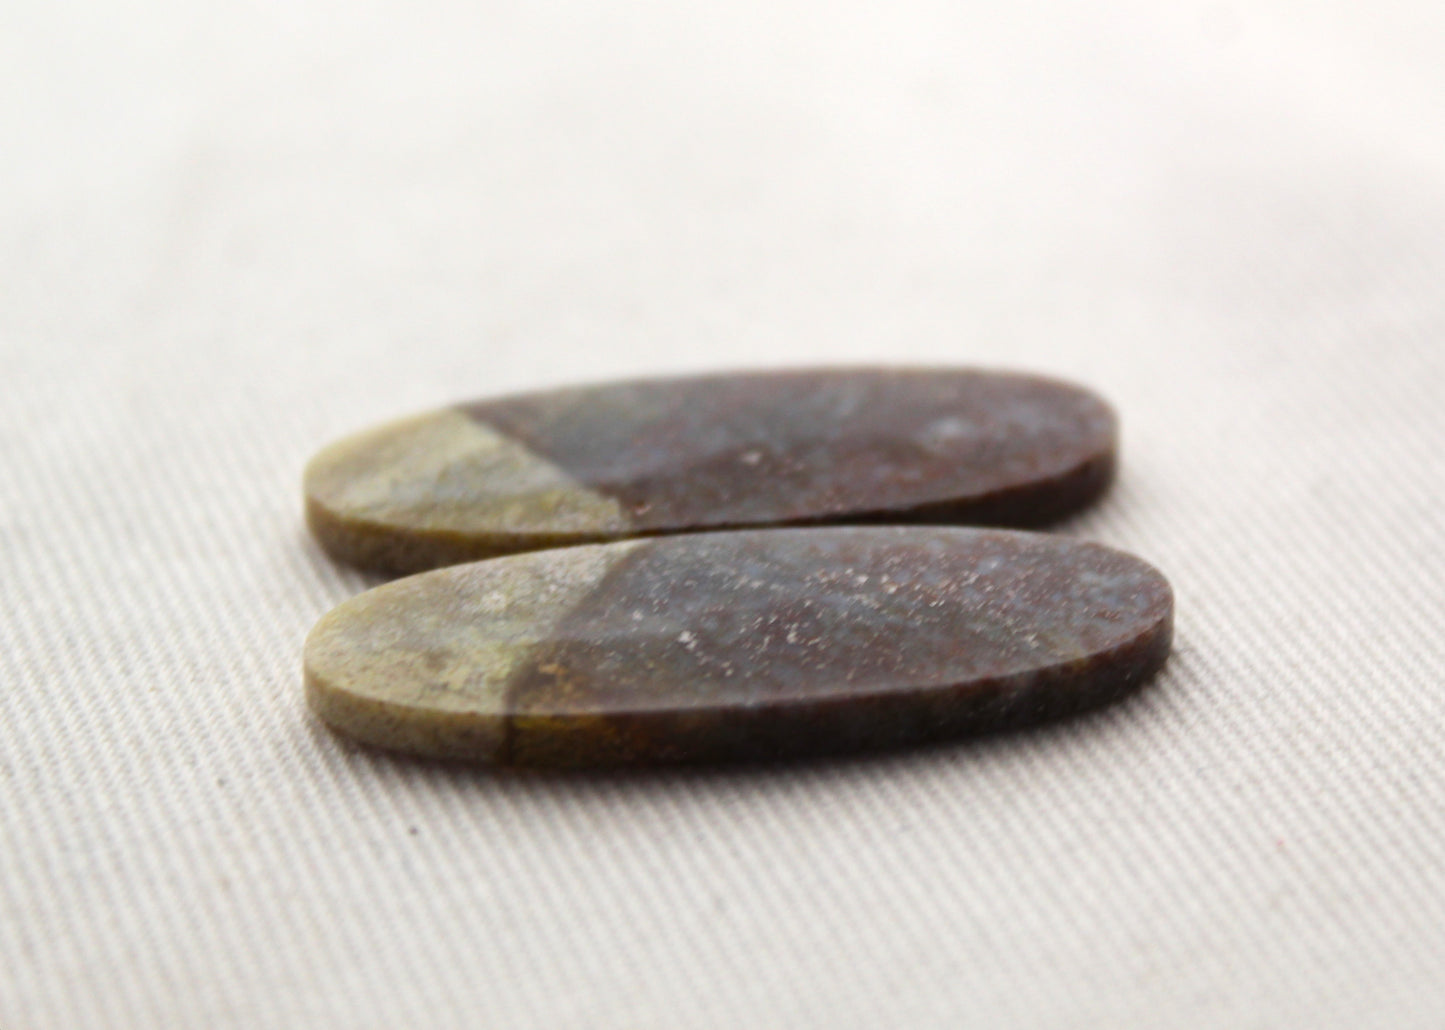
[304,528,1172,766]
[304,369,1117,574]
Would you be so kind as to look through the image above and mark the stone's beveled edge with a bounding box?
[303,539,641,760]
[309,603,1172,767]
[303,408,630,574]
[305,666,511,762]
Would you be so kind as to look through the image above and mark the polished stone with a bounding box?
[304,527,1172,765]
[304,369,1117,573]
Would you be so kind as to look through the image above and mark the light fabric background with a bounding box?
[3,2,1443,1027]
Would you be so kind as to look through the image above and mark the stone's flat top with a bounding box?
[305,527,1172,765]
[304,368,1118,573]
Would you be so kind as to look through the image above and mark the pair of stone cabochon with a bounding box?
[304,369,1173,767]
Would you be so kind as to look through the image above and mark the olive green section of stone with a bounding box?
[304,409,631,573]
[305,540,638,760]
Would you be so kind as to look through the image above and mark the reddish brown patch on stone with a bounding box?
[500,527,1170,765]
[466,367,1117,536]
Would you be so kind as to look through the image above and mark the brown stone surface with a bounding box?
[305,527,1172,765]
[304,369,1117,573]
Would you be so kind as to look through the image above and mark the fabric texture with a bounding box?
[3,2,1443,1026]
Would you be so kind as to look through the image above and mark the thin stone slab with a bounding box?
[304,527,1172,766]
[304,368,1117,574]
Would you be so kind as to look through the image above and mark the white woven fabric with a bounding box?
[4,2,1444,1026]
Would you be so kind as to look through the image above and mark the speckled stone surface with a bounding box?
[305,527,1172,766]
[304,369,1117,574]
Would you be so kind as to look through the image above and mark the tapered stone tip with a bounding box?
[304,368,1118,574]
[304,527,1171,766]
